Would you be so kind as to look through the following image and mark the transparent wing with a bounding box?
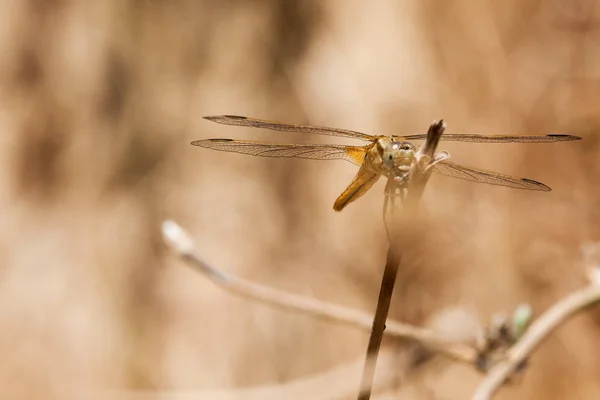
[204,115,376,141]
[433,161,551,191]
[191,139,368,165]
[398,133,581,143]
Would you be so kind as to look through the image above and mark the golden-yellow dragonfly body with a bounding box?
[192,115,581,211]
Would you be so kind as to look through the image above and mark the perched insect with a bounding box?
[192,115,581,211]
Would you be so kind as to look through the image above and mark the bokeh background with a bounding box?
[1,1,599,399]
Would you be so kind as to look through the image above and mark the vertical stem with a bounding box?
[357,245,402,399]
[357,119,446,400]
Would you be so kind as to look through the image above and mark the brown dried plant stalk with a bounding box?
[162,220,600,400]
[161,219,476,364]
[357,119,447,400]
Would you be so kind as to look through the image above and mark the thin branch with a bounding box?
[358,120,447,400]
[357,245,402,399]
[472,283,600,400]
[80,348,408,400]
[162,220,477,365]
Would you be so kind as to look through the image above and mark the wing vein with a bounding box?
[204,115,376,141]
[432,161,551,191]
[191,139,367,165]
[399,133,581,143]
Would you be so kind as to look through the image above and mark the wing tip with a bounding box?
[203,115,246,121]
[191,138,232,146]
[547,134,582,141]
[521,178,551,191]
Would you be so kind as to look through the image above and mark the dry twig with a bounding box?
[162,215,600,400]
[162,220,476,365]
[358,119,447,400]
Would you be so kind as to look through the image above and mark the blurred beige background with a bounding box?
[0,1,599,399]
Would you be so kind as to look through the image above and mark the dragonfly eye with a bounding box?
[382,143,399,167]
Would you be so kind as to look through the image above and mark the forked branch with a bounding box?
[162,220,600,400]
[472,282,600,400]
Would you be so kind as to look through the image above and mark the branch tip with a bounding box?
[162,219,195,256]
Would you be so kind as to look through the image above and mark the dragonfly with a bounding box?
[191,115,581,211]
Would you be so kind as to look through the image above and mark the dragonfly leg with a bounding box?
[382,191,389,222]
[423,150,451,173]
[388,185,405,212]
[392,187,405,213]
[382,179,407,241]
[383,178,398,239]
[383,179,393,217]
[389,187,398,214]
[395,187,406,209]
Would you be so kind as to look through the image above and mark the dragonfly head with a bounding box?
[378,139,417,174]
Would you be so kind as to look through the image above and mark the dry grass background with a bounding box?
[0,0,599,399]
